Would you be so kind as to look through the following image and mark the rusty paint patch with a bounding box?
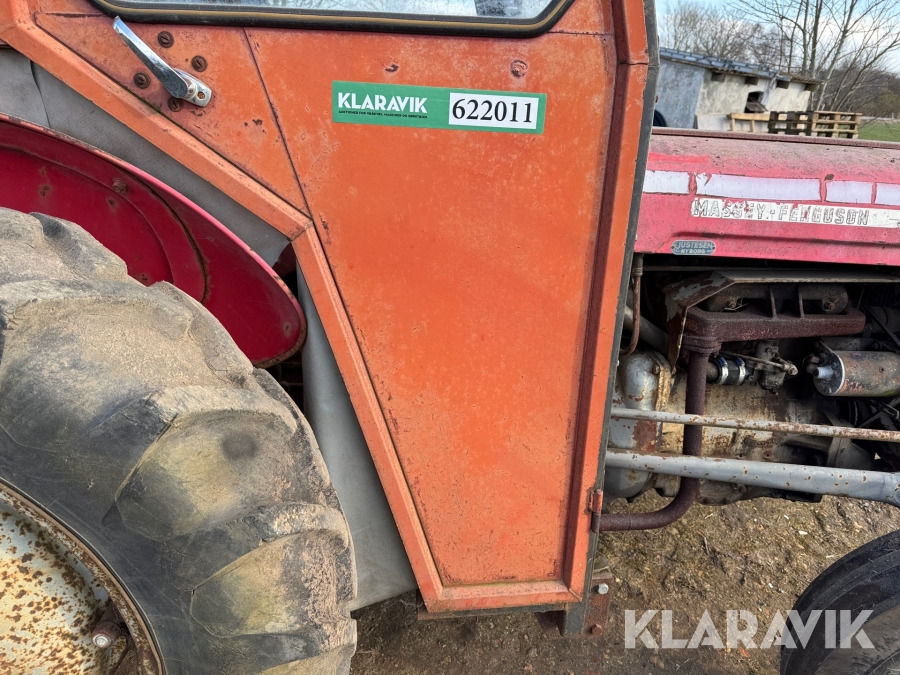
[0,484,160,675]
[0,500,107,673]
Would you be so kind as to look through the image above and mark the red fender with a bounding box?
[0,115,304,366]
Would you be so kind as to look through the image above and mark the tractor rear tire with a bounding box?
[0,208,356,673]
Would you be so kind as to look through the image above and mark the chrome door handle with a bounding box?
[113,17,212,108]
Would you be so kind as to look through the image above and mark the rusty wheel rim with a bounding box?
[0,482,161,674]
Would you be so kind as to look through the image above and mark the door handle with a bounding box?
[113,17,212,108]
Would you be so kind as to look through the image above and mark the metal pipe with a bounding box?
[622,306,668,355]
[598,350,708,532]
[605,452,900,508]
[620,254,644,357]
[609,407,900,444]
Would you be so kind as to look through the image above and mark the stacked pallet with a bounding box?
[768,111,810,135]
[727,112,771,133]
[809,111,861,138]
[768,111,860,138]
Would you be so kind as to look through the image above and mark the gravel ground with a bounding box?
[351,492,900,674]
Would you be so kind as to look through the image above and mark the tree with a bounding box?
[824,65,900,115]
[731,0,900,110]
[746,24,794,68]
[657,0,900,114]
[658,0,754,61]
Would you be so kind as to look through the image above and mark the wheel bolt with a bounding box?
[91,620,122,649]
[92,633,112,648]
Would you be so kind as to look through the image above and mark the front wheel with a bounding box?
[781,527,900,675]
[0,208,356,673]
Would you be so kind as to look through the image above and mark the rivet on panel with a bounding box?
[510,60,528,78]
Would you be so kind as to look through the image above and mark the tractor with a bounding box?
[0,0,899,671]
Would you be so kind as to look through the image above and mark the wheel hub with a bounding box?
[0,486,159,674]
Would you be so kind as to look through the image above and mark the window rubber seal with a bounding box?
[88,0,576,37]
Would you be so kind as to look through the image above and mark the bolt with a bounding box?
[651,364,661,375]
[157,31,174,48]
[590,624,603,636]
[595,583,609,595]
[133,72,151,89]
[90,621,122,649]
[191,55,207,72]
[92,634,112,648]
[822,300,836,311]
[510,59,528,78]
[111,178,128,194]
[167,97,183,112]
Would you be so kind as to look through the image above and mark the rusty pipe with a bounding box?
[598,348,708,531]
[609,408,900,443]
[620,254,644,357]
[622,305,668,355]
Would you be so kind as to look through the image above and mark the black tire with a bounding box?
[781,527,900,675]
[0,208,356,673]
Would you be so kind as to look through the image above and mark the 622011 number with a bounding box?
[448,92,543,132]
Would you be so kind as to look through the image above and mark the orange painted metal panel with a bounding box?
[541,0,609,35]
[0,0,313,241]
[1,0,650,612]
[252,30,614,589]
[39,13,309,210]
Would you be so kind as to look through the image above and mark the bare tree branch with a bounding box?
[658,0,755,61]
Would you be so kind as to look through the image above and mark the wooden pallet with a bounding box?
[768,111,810,135]
[727,112,770,133]
[808,111,860,138]
[767,110,860,138]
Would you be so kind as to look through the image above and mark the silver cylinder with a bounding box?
[812,350,900,397]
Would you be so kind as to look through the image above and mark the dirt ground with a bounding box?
[351,492,900,675]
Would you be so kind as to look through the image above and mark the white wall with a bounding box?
[657,58,813,130]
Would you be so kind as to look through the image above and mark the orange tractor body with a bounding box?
[0,0,653,616]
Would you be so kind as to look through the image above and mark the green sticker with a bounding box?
[332,81,545,134]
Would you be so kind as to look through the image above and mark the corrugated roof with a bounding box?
[659,47,822,84]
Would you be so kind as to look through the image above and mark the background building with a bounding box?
[656,47,820,131]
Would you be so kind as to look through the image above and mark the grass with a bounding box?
[858,119,900,142]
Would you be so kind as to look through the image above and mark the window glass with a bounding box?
[107,0,558,22]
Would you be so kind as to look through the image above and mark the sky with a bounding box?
[654,0,900,74]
